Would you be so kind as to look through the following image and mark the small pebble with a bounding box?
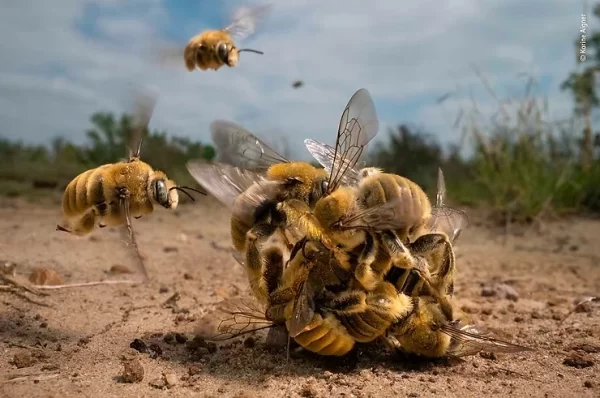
[188,365,202,376]
[164,373,177,388]
[109,264,133,274]
[130,339,148,354]
[563,352,594,368]
[121,359,144,383]
[12,352,35,369]
[163,333,177,345]
[28,268,64,286]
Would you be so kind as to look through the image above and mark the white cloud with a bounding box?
[0,0,586,162]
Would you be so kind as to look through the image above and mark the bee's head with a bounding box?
[150,175,178,209]
[266,162,328,205]
[217,42,239,67]
[149,170,206,209]
[314,186,354,232]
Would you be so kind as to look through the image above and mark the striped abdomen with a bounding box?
[62,164,112,220]
[335,282,412,343]
[291,313,355,356]
[358,173,432,241]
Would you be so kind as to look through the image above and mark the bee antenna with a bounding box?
[134,135,144,159]
[238,48,264,55]
[169,186,207,201]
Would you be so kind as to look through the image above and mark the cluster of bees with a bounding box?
[53,4,533,361]
[188,88,532,360]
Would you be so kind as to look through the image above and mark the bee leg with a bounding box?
[318,289,368,314]
[263,247,284,301]
[99,224,107,228]
[245,223,278,303]
[119,192,150,282]
[277,199,335,248]
[56,225,72,233]
[380,231,431,289]
[409,233,456,297]
[134,215,142,220]
[354,233,387,291]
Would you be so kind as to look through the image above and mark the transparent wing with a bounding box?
[211,120,289,172]
[197,297,274,341]
[286,280,315,338]
[128,89,157,159]
[231,251,245,268]
[326,88,379,191]
[334,189,424,232]
[186,160,268,208]
[425,168,469,243]
[223,3,272,42]
[442,323,534,358]
[304,138,364,186]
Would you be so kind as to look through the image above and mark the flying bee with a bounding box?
[186,88,379,303]
[56,92,206,281]
[383,295,534,359]
[160,4,270,72]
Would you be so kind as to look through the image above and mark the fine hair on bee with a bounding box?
[298,91,467,323]
[56,90,206,283]
[304,140,468,321]
[383,295,534,359]
[187,89,378,301]
[176,4,271,71]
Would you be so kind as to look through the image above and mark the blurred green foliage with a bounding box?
[3,6,600,222]
[368,94,600,222]
[0,111,215,201]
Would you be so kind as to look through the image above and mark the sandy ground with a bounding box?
[0,197,599,398]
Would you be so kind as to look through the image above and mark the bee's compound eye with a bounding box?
[321,180,328,194]
[154,180,169,207]
[217,42,229,62]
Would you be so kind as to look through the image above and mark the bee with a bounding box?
[174,4,271,72]
[306,132,469,317]
[206,239,407,357]
[56,92,206,281]
[186,88,379,303]
[284,240,413,352]
[201,245,531,359]
[383,295,534,358]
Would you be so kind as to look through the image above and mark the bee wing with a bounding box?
[186,160,270,208]
[426,207,470,244]
[335,188,424,232]
[231,251,245,268]
[434,168,447,208]
[210,120,290,172]
[426,168,469,243]
[128,89,158,159]
[441,323,534,358]
[325,88,379,192]
[197,297,273,342]
[286,280,315,338]
[304,138,364,186]
[222,3,272,42]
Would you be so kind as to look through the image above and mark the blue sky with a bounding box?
[0,0,591,160]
